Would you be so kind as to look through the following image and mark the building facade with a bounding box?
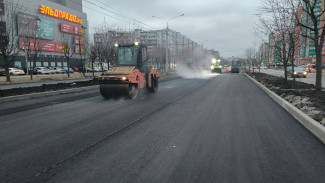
[0,0,88,69]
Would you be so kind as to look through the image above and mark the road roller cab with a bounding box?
[98,43,160,99]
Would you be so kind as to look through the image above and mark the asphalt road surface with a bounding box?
[1,74,325,183]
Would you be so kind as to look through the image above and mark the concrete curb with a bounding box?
[0,76,182,103]
[0,85,99,103]
[245,73,325,144]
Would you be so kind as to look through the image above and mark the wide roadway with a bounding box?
[1,74,325,183]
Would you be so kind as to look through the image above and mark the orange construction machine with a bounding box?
[98,43,160,99]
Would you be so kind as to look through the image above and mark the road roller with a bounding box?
[98,43,160,99]
[210,58,222,73]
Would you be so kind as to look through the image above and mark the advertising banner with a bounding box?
[17,13,54,40]
[20,37,56,52]
[75,45,86,54]
[0,0,4,15]
[61,23,74,34]
[74,36,85,45]
[39,40,55,52]
[74,26,85,36]
[56,43,66,53]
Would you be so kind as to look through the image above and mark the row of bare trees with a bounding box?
[255,0,324,91]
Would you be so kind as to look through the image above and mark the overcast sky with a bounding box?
[83,0,261,58]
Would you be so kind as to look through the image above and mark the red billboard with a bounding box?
[75,45,86,54]
[56,43,66,52]
[74,36,85,45]
[61,22,74,34]
[74,26,85,36]
[39,40,55,52]
[20,37,58,52]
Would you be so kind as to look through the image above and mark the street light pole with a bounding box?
[153,14,184,73]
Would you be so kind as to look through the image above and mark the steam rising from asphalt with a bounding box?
[175,66,219,79]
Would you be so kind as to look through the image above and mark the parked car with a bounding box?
[63,67,74,73]
[287,67,308,78]
[86,67,100,72]
[52,67,65,74]
[34,67,50,75]
[72,67,79,72]
[46,67,56,74]
[8,68,25,75]
[0,67,5,76]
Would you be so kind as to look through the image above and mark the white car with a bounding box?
[52,67,65,74]
[46,67,56,74]
[9,68,25,75]
[34,67,50,75]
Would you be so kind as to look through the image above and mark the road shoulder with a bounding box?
[245,73,325,144]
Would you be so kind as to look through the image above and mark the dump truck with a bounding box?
[98,43,160,99]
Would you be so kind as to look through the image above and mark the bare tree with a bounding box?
[290,0,324,90]
[61,33,74,78]
[257,0,300,84]
[0,0,21,82]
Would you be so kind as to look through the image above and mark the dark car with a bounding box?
[0,67,5,76]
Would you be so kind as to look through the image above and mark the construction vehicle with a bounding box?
[210,58,222,73]
[98,42,160,99]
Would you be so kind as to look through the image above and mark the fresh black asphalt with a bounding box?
[1,74,325,183]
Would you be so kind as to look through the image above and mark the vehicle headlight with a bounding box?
[303,72,307,75]
[210,66,214,70]
[212,59,217,64]
[294,72,297,75]
[121,76,128,81]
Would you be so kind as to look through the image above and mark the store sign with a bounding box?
[61,23,74,34]
[74,36,85,45]
[74,26,85,36]
[17,13,54,40]
[40,5,83,24]
[75,45,86,54]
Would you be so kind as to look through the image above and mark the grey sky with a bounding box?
[83,0,261,57]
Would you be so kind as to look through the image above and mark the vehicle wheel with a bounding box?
[128,84,139,99]
[303,76,306,78]
[38,72,42,75]
[10,73,13,76]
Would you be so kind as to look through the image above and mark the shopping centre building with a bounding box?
[0,0,88,69]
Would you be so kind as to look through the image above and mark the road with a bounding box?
[1,74,325,183]
[258,69,325,88]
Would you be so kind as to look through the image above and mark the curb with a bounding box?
[245,73,325,144]
[0,76,182,103]
[0,85,99,103]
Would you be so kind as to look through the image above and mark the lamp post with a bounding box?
[153,14,184,73]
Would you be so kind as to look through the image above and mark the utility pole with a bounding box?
[152,14,184,73]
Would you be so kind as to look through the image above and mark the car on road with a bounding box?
[287,67,308,78]
[0,67,5,76]
[34,67,50,75]
[307,64,316,73]
[8,68,25,75]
